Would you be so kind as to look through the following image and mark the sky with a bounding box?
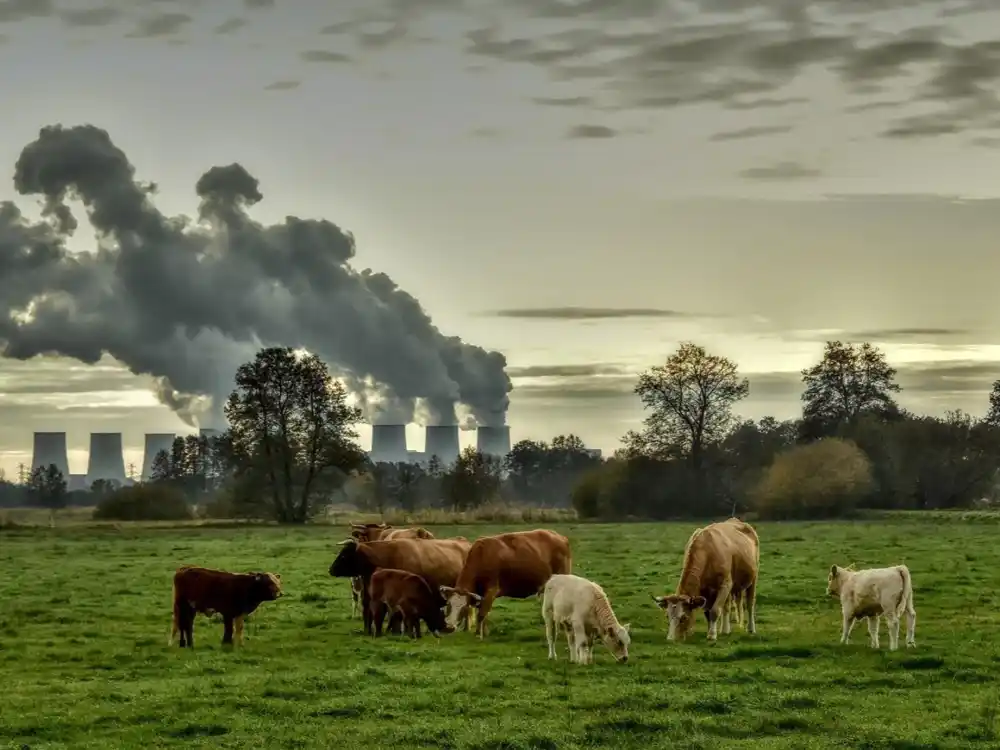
[3,0,1000,477]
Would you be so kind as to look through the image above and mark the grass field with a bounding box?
[2,518,999,749]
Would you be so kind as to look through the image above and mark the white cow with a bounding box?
[540,574,630,664]
[826,563,916,650]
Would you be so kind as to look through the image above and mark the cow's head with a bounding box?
[652,593,705,641]
[600,622,631,662]
[350,523,389,542]
[439,585,480,631]
[424,601,455,637]
[826,563,855,597]
[329,539,373,578]
[250,572,283,603]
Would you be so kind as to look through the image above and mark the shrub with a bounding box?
[752,437,874,519]
[92,483,193,522]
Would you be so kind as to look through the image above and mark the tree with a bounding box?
[800,341,901,439]
[27,464,68,525]
[623,342,749,470]
[224,346,367,523]
[985,380,1000,428]
[441,446,502,511]
[89,478,120,498]
[752,437,874,519]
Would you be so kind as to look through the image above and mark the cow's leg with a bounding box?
[886,614,901,651]
[544,610,557,660]
[372,602,386,637]
[475,589,499,640]
[177,602,195,648]
[234,616,245,646]
[722,595,733,635]
[745,580,757,634]
[841,613,856,644]
[571,622,589,664]
[222,616,235,646]
[904,602,917,648]
[867,615,881,649]
[362,583,373,636]
[413,616,422,639]
[564,623,577,663]
[389,611,404,635]
[707,582,733,641]
[350,579,360,618]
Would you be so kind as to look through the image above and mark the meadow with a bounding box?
[2,516,999,749]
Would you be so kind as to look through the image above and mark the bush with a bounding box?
[752,437,874,519]
[92,484,193,522]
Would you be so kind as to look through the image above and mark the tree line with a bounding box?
[7,339,998,524]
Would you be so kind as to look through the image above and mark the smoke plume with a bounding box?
[0,124,511,428]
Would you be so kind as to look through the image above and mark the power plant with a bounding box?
[28,424,517,488]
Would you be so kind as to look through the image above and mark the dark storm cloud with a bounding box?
[214,17,247,35]
[566,124,617,139]
[263,80,301,91]
[0,0,54,23]
[487,307,698,320]
[0,123,512,429]
[59,7,121,28]
[126,12,191,39]
[740,161,822,181]
[300,49,353,63]
[710,124,793,142]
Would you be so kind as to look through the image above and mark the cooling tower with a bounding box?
[141,433,176,480]
[476,426,511,458]
[370,424,408,464]
[31,432,70,478]
[86,432,126,485]
[424,425,460,465]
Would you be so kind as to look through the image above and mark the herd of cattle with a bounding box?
[169,517,919,662]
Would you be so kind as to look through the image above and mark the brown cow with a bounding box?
[347,523,435,617]
[170,565,283,648]
[368,568,452,638]
[652,517,759,642]
[329,537,471,635]
[440,528,572,639]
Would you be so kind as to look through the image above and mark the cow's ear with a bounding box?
[440,585,454,598]
[468,592,482,604]
[651,595,667,609]
[689,596,706,609]
[830,564,838,575]
[623,622,631,633]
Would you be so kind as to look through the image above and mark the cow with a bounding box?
[540,573,630,664]
[652,517,759,642]
[827,563,916,650]
[170,565,283,648]
[347,523,435,618]
[368,568,452,638]
[439,528,573,639]
[329,537,472,635]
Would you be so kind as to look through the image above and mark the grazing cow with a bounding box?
[329,537,472,635]
[827,563,916,650]
[347,523,435,618]
[541,573,630,664]
[170,565,283,648]
[440,528,573,639]
[368,568,452,638]
[652,517,759,642]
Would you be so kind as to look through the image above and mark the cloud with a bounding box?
[0,0,53,23]
[782,327,981,344]
[59,7,120,28]
[263,80,301,91]
[300,49,353,63]
[532,95,594,107]
[740,160,822,181]
[126,12,191,39]
[507,363,629,378]
[566,124,617,139]
[214,17,247,35]
[710,124,793,142]
[244,0,275,8]
[485,307,698,320]
[724,96,808,110]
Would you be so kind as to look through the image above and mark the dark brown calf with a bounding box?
[170,565,283,647]
[368,568,451,638]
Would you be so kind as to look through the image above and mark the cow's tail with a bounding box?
[897,564,915,615]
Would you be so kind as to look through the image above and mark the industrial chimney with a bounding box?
[86,432,126,486]
[141,433,176,480]
[476,426,511,459]
[31,432,70,478]
[370,424,408,464]
[424,425,460,466]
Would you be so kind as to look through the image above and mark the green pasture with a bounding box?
[1,519,998,748]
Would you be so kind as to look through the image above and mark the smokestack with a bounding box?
[141,433,175,480]
[424,425,460,466]
[31,432,70,478]
[86,432,126,485]
[476,426,511,459]
[370,424,408,464]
